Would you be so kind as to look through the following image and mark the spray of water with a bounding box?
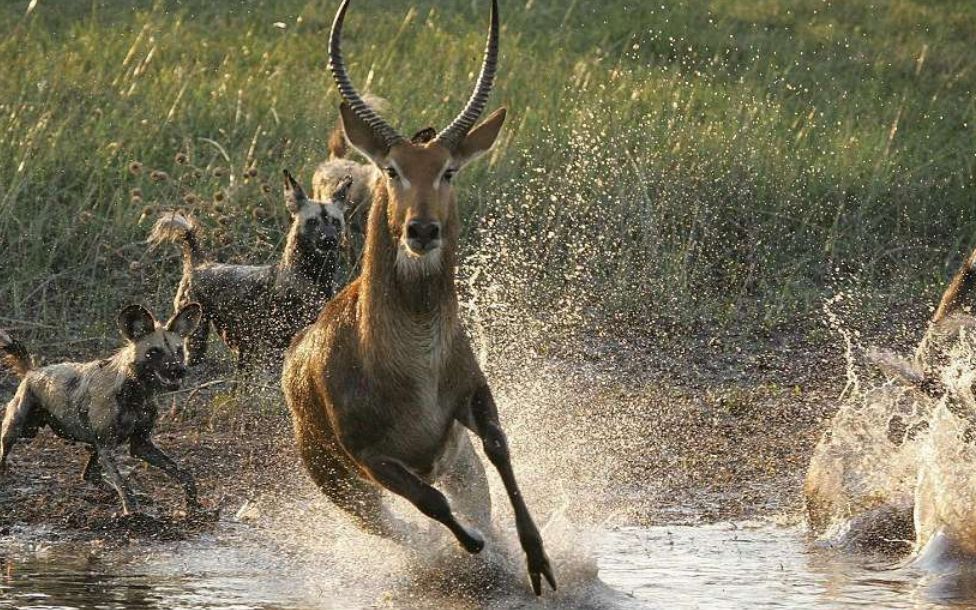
[806,294,976,565]
[215,138,655,607]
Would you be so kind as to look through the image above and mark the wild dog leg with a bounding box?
[130,434,198,508]
[358,452,485,553]
[464,384,556,595]
[0,390,33,473]
[81,448,102,483]
[94,446,137,515]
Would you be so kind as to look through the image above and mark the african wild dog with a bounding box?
[0,304,202,515]
[282,0,556,596]
[149,170,352,370]
[312,93,385,233]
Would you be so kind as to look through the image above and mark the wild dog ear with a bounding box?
[118,305,156,343]
[330,175,354,214]
[339,102,390,166]
[166,303,202,337]
[283,169,310,215]
[453,107,506,169]
[411,127,436,144]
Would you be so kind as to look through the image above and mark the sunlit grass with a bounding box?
[0,0,974,348]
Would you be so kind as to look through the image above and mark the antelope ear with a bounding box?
[167,303,203,337]
[118,305,156,343]
[454,107,506,168]
[283,169,309,215]
[339,102,390,166]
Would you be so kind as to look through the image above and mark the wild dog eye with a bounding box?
[146,348,162,359]
[443,168,457,183]
[384,166,399,181]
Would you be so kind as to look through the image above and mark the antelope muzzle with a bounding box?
[405,218,441,255]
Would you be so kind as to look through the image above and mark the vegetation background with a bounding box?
[0,0,974,354]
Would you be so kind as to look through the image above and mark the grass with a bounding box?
[0,0,974,352]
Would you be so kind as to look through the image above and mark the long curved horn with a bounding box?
[434,0,500,151]
[329,0,404,149]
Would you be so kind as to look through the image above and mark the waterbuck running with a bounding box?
[282,0,556,595]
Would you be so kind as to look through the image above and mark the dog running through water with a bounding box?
[0,303,202,515]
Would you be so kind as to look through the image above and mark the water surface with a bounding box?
[7,521,976,609]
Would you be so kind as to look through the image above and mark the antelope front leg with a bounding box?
[466,384,556,595]
[359,452,485,554]
[130,434,199,509]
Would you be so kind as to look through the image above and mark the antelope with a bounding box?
[149,171,352,370]
[282,0,556,595]
[0,303,202,515]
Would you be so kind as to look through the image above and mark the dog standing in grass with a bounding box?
[0,303,202,515]
[150,170,351,370]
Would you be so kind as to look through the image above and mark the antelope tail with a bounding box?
[148,212,206,276]
[0,329,34,379]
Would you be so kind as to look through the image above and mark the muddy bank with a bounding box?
[0,327,847,546]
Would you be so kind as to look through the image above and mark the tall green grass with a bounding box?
[1,0,974,350]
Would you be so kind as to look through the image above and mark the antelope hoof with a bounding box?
[527,546,557,595]
[458,527,485,554]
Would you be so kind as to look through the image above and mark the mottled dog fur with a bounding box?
[0,304,202,515]
[150,171,351,370]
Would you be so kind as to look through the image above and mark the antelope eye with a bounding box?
[443,168,457,183]
[384,166,399,180]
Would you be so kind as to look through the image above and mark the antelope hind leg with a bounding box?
[440,428,492,531]
[359,451,485,554]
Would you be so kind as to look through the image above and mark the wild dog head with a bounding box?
[118,303,202,391]
[284,169,351,256]
[329,0,506,277]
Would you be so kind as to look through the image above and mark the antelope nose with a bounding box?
[406,219,441,252]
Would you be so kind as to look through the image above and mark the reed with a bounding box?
[1,0,974,353]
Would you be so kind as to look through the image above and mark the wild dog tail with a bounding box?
[148,211,206,275]
[931,245,976,324]
[328,94,390,160]
[0,329,34,379]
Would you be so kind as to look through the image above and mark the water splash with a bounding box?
[806,298,976,566]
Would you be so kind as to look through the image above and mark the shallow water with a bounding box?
[8,521,976,609]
